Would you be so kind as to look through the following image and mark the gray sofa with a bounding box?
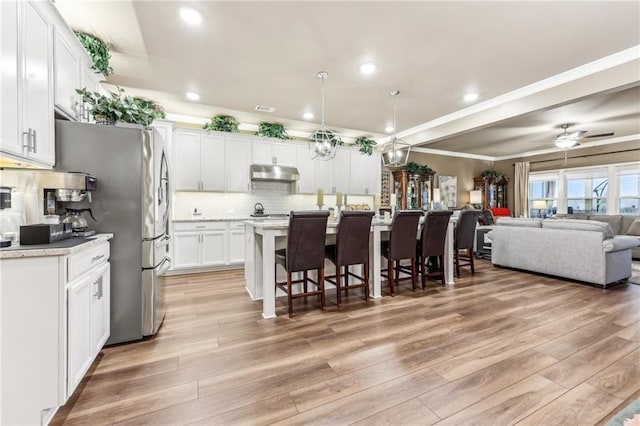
[552,214,640,259]
[489,217,639,287]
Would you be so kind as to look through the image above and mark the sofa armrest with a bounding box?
[604,236,640,252]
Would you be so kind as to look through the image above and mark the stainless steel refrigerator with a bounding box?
[55,120,171,344]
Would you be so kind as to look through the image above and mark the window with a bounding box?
[527,161,639,216]
[566,174,608,215]
[618,171,639,215]
[528,175,557,218]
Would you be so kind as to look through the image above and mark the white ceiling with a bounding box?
[54,1,640,157]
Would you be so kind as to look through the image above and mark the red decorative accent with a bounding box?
[490,207,512,217]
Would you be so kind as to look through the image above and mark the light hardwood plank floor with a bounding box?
[52,261,640,425]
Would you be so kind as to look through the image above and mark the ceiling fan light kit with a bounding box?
[380,90,411,168]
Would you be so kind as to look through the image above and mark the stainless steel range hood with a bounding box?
[250,164,299,182]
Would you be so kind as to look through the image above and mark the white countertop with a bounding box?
[0,233,113,259]
[245,218,393,230]
[173,217,250,222]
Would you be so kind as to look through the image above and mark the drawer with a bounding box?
[228,222,246,230]
[67,242,110,283]
[173,221,227,232]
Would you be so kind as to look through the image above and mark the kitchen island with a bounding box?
[244,218,455,318]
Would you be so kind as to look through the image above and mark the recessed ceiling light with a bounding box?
[185,92,200,101]
[179,6,203,25]
[464,92,479,102]
[385,126,394,133]
[303,112,314,120]
[360,62,376,75]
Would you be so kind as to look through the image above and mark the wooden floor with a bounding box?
[52,260,640,425]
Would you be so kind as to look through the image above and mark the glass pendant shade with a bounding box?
[309,71,337,161]
[380,90,411,167]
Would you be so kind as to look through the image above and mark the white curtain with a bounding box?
[514,161,530,218]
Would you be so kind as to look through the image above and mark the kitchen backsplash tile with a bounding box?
[173,191,375,219]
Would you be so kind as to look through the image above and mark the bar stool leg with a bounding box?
[411,258,417,291]
[388,259,395,296]
[364,261,370,301]
[336,264,342,307]
[319,268,326,310]
[469,248,475,274]
[287,272,294,317]
[303,270,308,293]
[345,265,349,296]
[440,255,445,285]
[455,248,461,277]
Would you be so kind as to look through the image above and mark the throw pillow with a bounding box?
[627,218,640,236]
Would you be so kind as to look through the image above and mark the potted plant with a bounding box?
[75,87,166,126]
[309,129,343,147]
[402,161,435,176]
[480,169,509,181]
[354,136,377,156]
[75,32,113,76]
[202,115,240,133]
[256,122,289,140]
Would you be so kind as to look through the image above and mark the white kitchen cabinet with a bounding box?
[201,231,226,266]
[54,26,80,120]
[0,237,112,425]
[332,148,351,194]
[349,151,381,195]
[296,145,315,193]
[91,263,110,354]
[202,134,226,191]
[0,1,55,166]
[314,159,334,194]
[66,240,111,398]
[173,130,226,191]
[172,221,244,271]
[252,139,297,166]
[67,273,93,397]
[173,232,201,268]
[225,136,252,192]
[79,66,102,123]
[228,222,246,264]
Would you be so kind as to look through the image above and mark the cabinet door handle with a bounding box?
[94,276,103,299]
[22,130,30,152]
[31,129,37,153]
[91,254,105,262]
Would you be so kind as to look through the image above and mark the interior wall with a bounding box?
[493,139,640,210]
[401,152,495,208]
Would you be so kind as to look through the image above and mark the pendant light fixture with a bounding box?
[380,90,411,167]
[309,71,339,161]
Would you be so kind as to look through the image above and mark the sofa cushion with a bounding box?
[495,217,542,227]
[552,214,590,220]
[542,219,615,239]
[626,217,640,236]
[588,215,623,235]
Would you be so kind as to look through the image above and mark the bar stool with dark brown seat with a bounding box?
[380,210,422,296]
[417,210,453,287]
[324,210,374,306]
[454,210,482,277]
[275,210,330,317]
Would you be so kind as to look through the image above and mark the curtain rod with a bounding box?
[512,147,640,166]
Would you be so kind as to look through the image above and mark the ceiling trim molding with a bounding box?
[378,45,640,147]
[411,147,495,161]
[493,134,640,161]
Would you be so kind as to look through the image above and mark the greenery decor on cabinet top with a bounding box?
[256,122,289,140]
[354,136,377,156]
[75,32,113,76]
[203,115,240,133]
[76,87,166,126]
[480,169,509,181]
[402,161,435,176]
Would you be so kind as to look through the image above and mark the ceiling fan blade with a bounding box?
[583,132,614,139]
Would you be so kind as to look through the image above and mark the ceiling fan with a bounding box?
[552,123,614,148]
